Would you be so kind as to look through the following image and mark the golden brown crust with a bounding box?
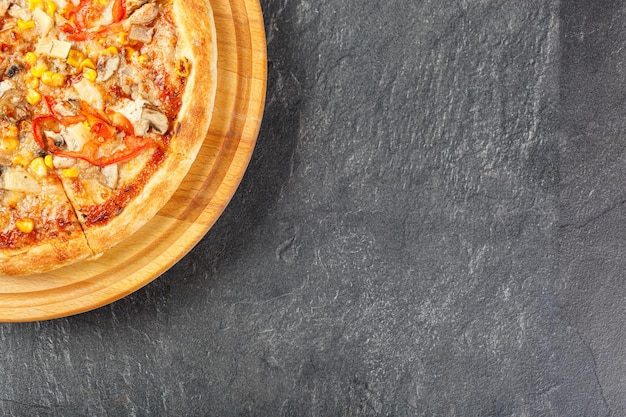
[0,230,92,276]
[78,0,217,254]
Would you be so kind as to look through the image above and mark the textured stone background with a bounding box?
[1,0,624,415]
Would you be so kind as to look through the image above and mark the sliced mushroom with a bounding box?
[141,105,169,134]
[128,3,159,25]
[96,54,120,82]
[125,0,149,17]
[0,89,28,123]
[4,64,21,78]
[128,25,154,43]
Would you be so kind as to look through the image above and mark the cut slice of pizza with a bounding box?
[0,121,92,275]
[29,0,217,254]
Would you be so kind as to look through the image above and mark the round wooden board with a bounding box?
[0,0,267,322]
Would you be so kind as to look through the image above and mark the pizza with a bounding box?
[0,0,217,275]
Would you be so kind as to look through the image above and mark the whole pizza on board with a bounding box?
[0,0,217,275]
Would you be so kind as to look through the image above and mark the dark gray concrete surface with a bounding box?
[1,0,624,415]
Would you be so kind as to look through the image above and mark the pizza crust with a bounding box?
[0,231,92,276]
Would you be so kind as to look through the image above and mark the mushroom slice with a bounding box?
[125,0,149,17]
[96,54,120,82]
[128,25,154,43]
[128,3,159,25]
[141,105,169,134]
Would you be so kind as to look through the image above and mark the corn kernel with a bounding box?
[25,76,39,89]
[82,67,97,82]
[30,62,47,78]
[29,157,47,178]
[62,167,79,178]
[124,46,137,60]
[26,88,41,105]
[66,49,84,68]
[23,52,37,66]
[78,58,96,71]
[41,71,65,87]
[175,57,190,77]
[12,155,27,166]
[5,125,18,139]
[138,54,149,64]
[104,46,119,55]
[44,154,53,169]
[16,218,35,234]
[17,19,35,30]
[46,0,57,16]
[118,32,129,45]
[0,138,19,152]
[51,72,66,87]
[28,0,44,10]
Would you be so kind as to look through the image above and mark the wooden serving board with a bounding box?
[0,0,267,322]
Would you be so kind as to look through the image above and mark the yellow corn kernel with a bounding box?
[25,77,39,89]
[138,54,149,64]
[17,19,35,30]
[28,0,44,10]
[5,125,18,139]
[12,155,27,166]
[44,154,53,169]
[41,71,65,87]
[78,58,96,71]
[104,46,119,55]
[16,218,35,234]
[62,167,79,178]
[23,52,37,66]
[0,137,19,152]
[46,0,57,16]
[26,88,41,105]
[175,57,190,77]
[30,62,47,78]
[66,49,84,68]
[82,67,97,82]
[29,157,47,178]
[118,32,129,45]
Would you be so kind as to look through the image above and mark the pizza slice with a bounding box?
[0,120,91,275]
[40,0,217,254]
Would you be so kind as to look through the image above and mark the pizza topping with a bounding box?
[95,53,120,81]
[15,218,34,233]
[1,167,41,193]
[32,7,54,36]
[35,38,72,59]
[128,24,152,43]
[127,2,158,25]
[140,104,168,134]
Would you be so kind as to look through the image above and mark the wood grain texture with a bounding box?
[0,0,267,322]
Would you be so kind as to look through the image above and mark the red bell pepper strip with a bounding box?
[112,0,126,23]
[33,99,154,167]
